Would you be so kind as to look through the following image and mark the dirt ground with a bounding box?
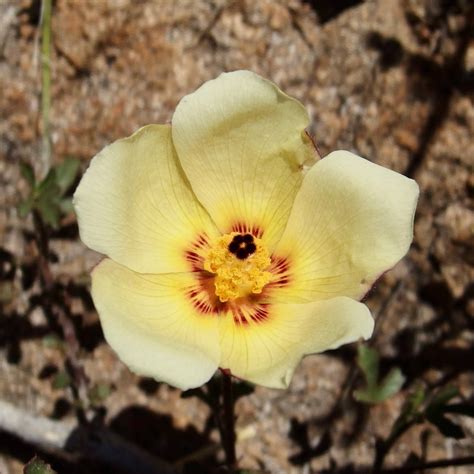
[0,0,473,473]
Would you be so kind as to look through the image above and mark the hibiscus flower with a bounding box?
[73,71,418,390]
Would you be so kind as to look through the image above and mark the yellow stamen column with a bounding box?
[204,232,272,302]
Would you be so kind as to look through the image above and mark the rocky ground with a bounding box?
[0,0,473,473]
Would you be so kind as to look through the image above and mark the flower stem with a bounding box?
[221,371,237,471]
[40,0,52,177]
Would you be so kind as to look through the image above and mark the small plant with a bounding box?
[354,344,405,404]
[19,158,80,228]
[374,384,474,470]
[24,456,57,474]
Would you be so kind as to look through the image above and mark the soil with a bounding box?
[0,0,473,473]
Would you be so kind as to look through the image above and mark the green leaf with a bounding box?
[24,456,57,474]
[55,157,80,195]
[59,197,74,214]
[407,384,426,413]
[377,368,405,400]
[37,198,61,228]
[89,383,112,405]
[18,197,34,218]
[20,162,35,189]
[31,161,79,227]
[357,344,379,389]
[354,368,404,403]
[34,168,62,228]
[424,386,469,439]
[36,168,57,195]
[353,388,375,403]
[36,179,61,207]
[52,370,71,390]
[430,386,460,407]
[391,384,426,437]
[425,386,459,422]
[355,344,405,404]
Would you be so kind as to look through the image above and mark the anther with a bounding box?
[204,231,272,301]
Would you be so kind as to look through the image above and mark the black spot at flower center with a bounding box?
[228,234,256,260]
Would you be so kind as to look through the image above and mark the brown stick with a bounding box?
[0,399,176,474]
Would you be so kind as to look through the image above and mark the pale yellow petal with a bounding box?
[172,70,317,250]
[272,151,419,303]
[219,297,373,389]
[74,125,219,274]
[91,259,220,390]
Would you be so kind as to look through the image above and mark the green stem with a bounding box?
[40,0,52,175]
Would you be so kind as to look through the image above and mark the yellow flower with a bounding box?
[73,71,419,390]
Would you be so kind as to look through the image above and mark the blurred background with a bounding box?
[0,0,473,473]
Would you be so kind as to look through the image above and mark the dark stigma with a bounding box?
[228,234,256,259]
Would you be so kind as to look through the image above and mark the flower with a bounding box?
[73,71,419,390]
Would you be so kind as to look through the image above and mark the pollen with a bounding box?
[204,232,272,302]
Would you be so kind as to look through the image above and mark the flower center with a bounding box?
[204,232,272,302]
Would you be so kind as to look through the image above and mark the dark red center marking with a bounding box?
[184,233,210,271]
[231,222,263,238]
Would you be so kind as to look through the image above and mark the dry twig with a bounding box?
[0,399,176,474]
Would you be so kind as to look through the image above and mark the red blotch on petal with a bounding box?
[186,274,224,316]
[184,233,210,271]
[230,222,263,238]
[267,255,292,289]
